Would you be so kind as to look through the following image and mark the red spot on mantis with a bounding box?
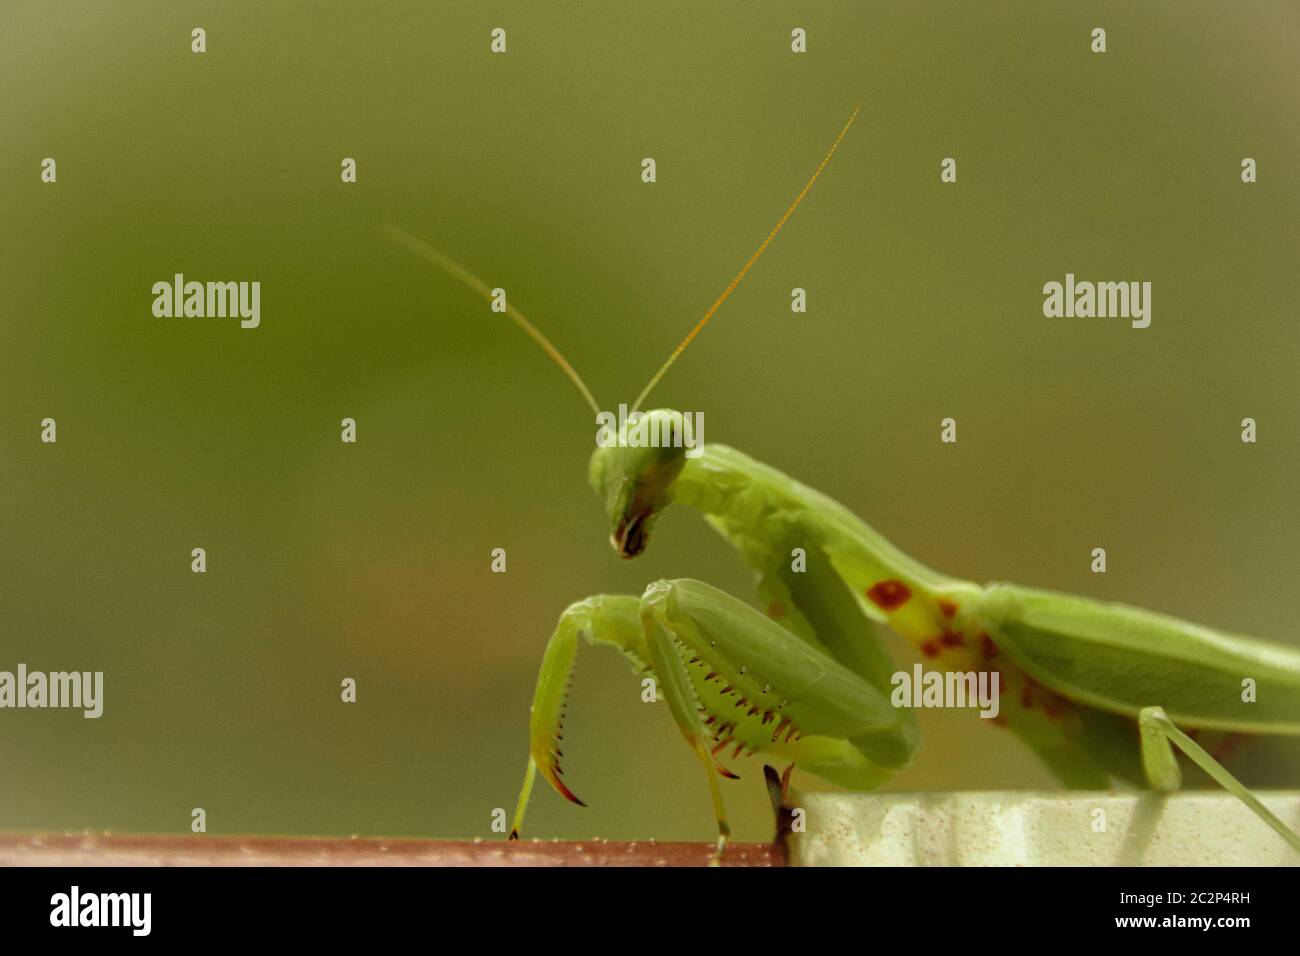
[939,630,964,648]
[767,601,786,619]
[866,579,912,611]
[978,634,998,659]
[920,640,940,658]
[937,598,958,619]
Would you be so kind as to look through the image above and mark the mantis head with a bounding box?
[588,409,690,558]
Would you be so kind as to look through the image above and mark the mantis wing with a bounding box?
[978,583,1300,735]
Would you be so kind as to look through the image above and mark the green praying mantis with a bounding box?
[387,106,1300,860]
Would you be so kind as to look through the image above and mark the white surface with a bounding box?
[788,790,1300,866]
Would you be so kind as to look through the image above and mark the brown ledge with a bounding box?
[0,832,785,867]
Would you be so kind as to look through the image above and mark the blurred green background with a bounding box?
[2,1,1298,843]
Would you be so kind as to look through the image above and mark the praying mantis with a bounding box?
[387,106,1300,861]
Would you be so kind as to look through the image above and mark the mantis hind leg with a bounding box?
[1138,706,1300,854]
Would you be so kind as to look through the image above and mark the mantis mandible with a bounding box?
[387,106,1300,860]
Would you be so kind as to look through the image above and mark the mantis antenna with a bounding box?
[630,105,861,413]
[383,224,602,415]
[387,107,857,419]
